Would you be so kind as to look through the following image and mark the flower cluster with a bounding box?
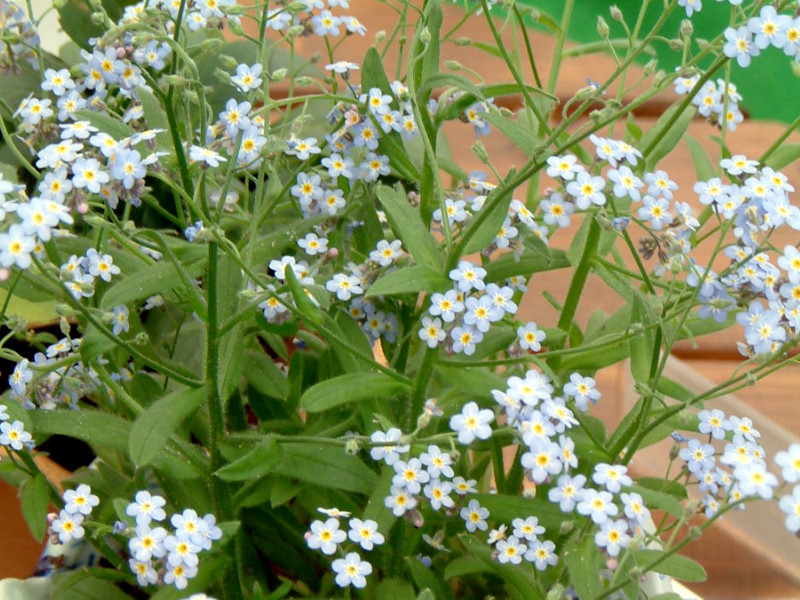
[0,0,39,73]
[673,74,744,131]
[0,403,32,451]
[49,484,99,544]
[722,6,800,68]
[420,261,521,356]
[125,491,222,590]
[305,508,383,589]
[674,410,800,536]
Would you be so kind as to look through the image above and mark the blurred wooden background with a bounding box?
[4,2,800,598]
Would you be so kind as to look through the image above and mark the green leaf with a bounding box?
[50,570,134,600]
[629,483,685,517]
[438,365,506,397]
[640,104,696,169]
[564,532,604,600]
[376,185,442,269]
[483,110,538,157]
[100,256,207,309]
[472,493,564,531]
[684,135,714,182]
[421,73,483,101]
[136,86,171,151]
[301,372,410,413]
[764,143,800,171]
[631,550,707,582]
[405,556,454,600]
[244,349,288,400]
[443,555,491,580]
[215,252,244,402]
[361,46,393,96]
[366,264,450,297]
[655,376,696,403]
[284,263,324,326]
[0,61,45,124]
[74,109,136,143]
[274,442,377,494]
[483,248,570,282]
[376,578,416,600]
[30,410,130,453]
[20,473,49,541]
[459,535,543,600]
[629,296,655,384]
[216,436,281,482]
[129,384,206,468]
[462,175,516,254]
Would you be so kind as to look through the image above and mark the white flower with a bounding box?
[51,509,85,543]
[369,239,402,266]
[306,518,346,555]
[369,428,408,465]
[496,536,526,565]
[63,484,99,516]
[517,322,545,351]
[0,420,32,450]
[460,499,489,532]
[126,490,167,526]
[347,518,384,550]
[326,273,363,300]
[449,401,494,445]
[418,316,446,348]
[384,486,416,516]
[331,552,372,588]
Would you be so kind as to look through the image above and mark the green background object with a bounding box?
[515,0,800,124]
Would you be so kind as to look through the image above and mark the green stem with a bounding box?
[205,241,243,600]
[546,0,575,94]
[557,217,600,333]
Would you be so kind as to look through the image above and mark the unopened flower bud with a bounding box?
[628,566,642,579]
[270,68,288,81]
[419,27,430,44]
[546,584,566,600]
[344,439,360,455]
[668,39,685,52]
[472,140,490,164]
[90,12,105,25]
[502,0,515,9]
[214,68,232,85]
[669,443,681,460]
[455,37,471,46]
[680,19,694,39]
[688,526,702,539]
[375,30,387,44]
[653,69,666,85]
[597,16,610,38]
[416,411,432,430]
[445,60,461,70]
[228,20,244,36]
[287,1,308,12]
[610,5,623,21]
[288,25,304,38]
[606,558,618,571]
[59,316,71,337]
[643,59,657,76]
[791,61,800,79]
[684,500,699,517]
[0,268,9,282]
